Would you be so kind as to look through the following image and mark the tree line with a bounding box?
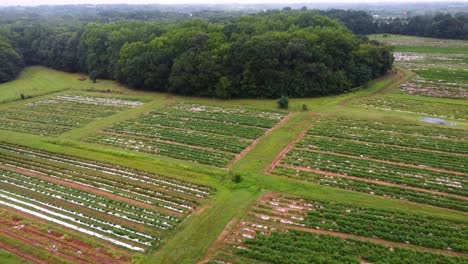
[0,9,395,98]
[375,13,468,40]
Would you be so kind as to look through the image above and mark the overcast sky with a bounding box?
[0,0,463,6]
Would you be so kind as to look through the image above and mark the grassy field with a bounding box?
[0,49,466,264]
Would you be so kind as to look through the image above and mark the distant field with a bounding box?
[371,34,468,99]
[370,34,468,49]
[0,66,129,103]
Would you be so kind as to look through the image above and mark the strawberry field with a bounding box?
[357,98,467,120]
[0,94,145,136]
[271,115,467,212]
[86,103,287,167]
[208,194,467,264]
[0,142,213,254]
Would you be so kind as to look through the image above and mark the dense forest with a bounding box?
[0,9,394,98]
[1,5,465,98]
[376,13,468,40]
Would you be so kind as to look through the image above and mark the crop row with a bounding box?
[282,150,466,196]
[87,133,233,167]
[0,170,176,230]
[296,136,467,173]
[0,118,68,136]
[0,171,160,250]
[151,103,285,128]
[210,194,467,264]
[0,94,145,136]
[0,153,196,214]
[309,116,467,140]
[0,142,212,197]
[307,121,467,154]
[137,114,266,139]
[106,121,251,153]
[357,97,467,120]
[303,200,468,252]
[273,166,468,212]
[218,231,467,264]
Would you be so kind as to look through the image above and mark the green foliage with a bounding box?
[375,13,468,40]
[277,96,289,109]
[0,36,23,83]
[231,173,242,183]
[0,10,393,98]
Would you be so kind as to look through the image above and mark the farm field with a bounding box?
[85,103,288,167]
[0,142,213,262]
[205,193,467,264]
[270,114,468,212]
[0,94,145,136]
[0,34,467,264]
[367,34,468,100]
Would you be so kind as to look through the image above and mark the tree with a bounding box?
[277,96,289,109]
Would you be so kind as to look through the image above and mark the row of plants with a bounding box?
[223,231,467,264]
[310,116,467,140]
[0,118,69,136]
[357,97,467,120]
[283,150,466,196]
[307,120,467,154]
[303,200,467,252]
[273,166,468,212]
[210,194,466,263]
[0,142,213,197]
[87,133,234,167]
[0,153,196,214]
[87,103,286,166]
[0,174,159,249]
[0,170,176,230]
[150,103,286,128]
[0,142,215,251]
[296,136,467,173]
[0,94,145,136]
[137,114,266,139]
[106,121,251,153]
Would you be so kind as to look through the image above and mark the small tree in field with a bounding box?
[277,96,289,109]
[89,71,98,83]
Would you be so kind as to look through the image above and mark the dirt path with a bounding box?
[0,164,182,217]
[196,217,240,264]
[278,164,468,201]
[227,113,294,169]
[264,114,318,174]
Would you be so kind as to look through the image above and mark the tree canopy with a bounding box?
[0,9,395,98]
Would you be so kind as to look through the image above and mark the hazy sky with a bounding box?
[0,0,463,6]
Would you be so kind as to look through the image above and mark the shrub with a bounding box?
[277,96,289,109]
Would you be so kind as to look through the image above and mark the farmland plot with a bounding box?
[0,94,145,136]
[207,194,467,264]
[86,103,287,167]
[271,116,468,212]
[394,53,468,99]
[0,142,213,261]
[369,34,468,99]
